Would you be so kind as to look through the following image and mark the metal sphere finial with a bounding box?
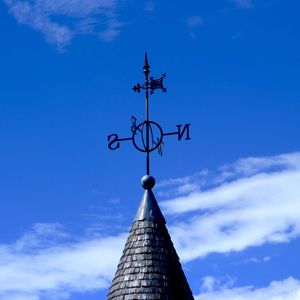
[141,175,155,190]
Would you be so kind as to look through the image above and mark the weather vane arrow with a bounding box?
[107,53,191,175]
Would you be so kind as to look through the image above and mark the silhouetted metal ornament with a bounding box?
[108,53,191,176]
[150,73,167,94]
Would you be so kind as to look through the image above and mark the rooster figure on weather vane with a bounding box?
[107,53,191,175]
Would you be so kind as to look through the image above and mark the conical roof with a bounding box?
[107,176,194,300]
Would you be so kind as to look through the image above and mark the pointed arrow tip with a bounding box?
[143,52,150,75]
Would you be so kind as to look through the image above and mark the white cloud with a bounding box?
[144,0,156,12]
[3,0,123,50]
[0,223,126,300]
[247,256,271,264]
[1,152,300,299]
[157,170,208,197]
[231,0,254,9]
[185,15,203,40]
[160,152,300,261]
[196,277,300,300]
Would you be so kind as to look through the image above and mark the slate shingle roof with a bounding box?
[107,181,195,300]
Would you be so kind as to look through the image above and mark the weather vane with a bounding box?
[107,53,191,175]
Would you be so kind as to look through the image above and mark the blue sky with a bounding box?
[0,0,300,299]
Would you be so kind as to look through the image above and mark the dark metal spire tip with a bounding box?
[135,189,165,223]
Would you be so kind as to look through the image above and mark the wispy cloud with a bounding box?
[160,152,300,261]
[1,152,300,299]
[3,0,123,50]
[231,0,254,9]
[144,0,156,12]
[195,276,300,300]
[186,16,203,28]
[185,15,203,40]
[0,223,126,300]
[246,256,271,264]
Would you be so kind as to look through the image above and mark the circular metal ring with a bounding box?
[132,121,163,153]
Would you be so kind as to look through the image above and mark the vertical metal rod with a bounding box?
[146,92,150,175]
[144,53,150,175]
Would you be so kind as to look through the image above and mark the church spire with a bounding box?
[107,175,194,300]
[107,55,194,299]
